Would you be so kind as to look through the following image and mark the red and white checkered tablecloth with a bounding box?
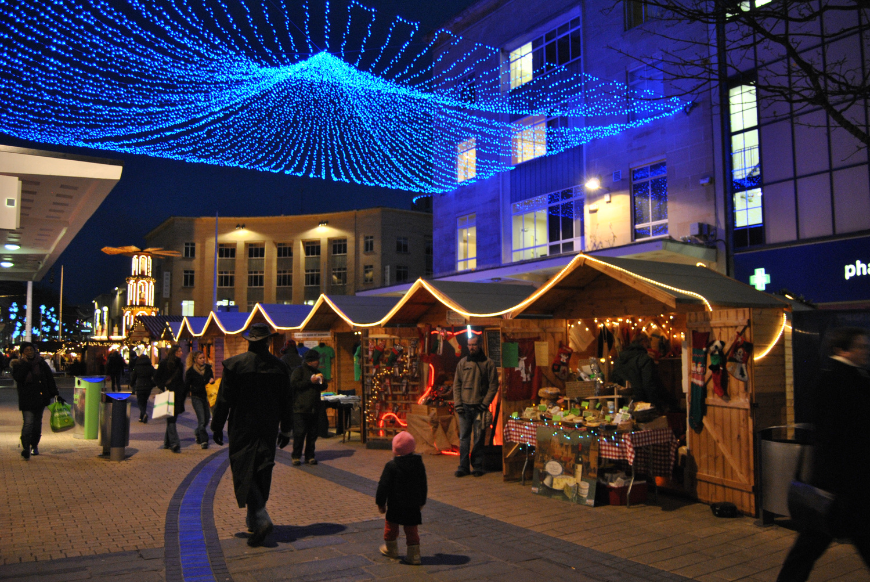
[598,428,677,477]
[503,420,677,477]
[503,419,539,446]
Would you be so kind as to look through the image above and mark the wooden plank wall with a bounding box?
[336,332,361,396]
[752,309,787,433]
[687,308,756,515]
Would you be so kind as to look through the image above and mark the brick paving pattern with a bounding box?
[0,378,867,581]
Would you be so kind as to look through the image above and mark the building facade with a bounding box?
[429,0,870,306]
[145,208,433,315]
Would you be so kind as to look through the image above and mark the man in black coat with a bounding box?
[13,341,60,459]
[211,323,293,547]
[289,350,326,465]
[776,327,870,581]
[105,350,125,391]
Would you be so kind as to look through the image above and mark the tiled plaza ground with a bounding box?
[0,377,867,581]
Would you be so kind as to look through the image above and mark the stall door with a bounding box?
[686,309,756,515]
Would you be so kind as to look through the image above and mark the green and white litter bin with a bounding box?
[73,376,105,439]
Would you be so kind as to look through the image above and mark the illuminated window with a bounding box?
[181,300,194,316]
[396,237,409,253]
[509,42,533,90]
[507,18,581,90]
[182,270,194,287]
[332,267,347,286]
[183,242,195,258]
[457,213,476,271]
[511,187,584,262]
[512,116,547,164]
[628,64,664,122]
[730,83,764,247]
[632,161,668,240]
[457,138,476,182]
[396,265,409,282]
[363,265,374,284]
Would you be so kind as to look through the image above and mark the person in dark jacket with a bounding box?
[155,344,187,453]
[776,327,870,581]
[105,350,125,391]
[130,353,156,423]
[13,341,60,460]
[376,431,427,565]
[280,339,302,371]
[289,349,326,465]
[210,323,293,547]
[610,333,670,411]
[185,350,214,449]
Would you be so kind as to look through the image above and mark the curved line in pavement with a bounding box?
[164,448,232,582]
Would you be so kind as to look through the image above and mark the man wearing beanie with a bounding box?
[376,431,427,565]
[289,349,326,465]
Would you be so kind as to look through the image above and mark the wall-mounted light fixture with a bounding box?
[4,243,19,250]
[235,223,246,230]
[0,261,12,268]
[585,176,612,202]
[318,220,329,229]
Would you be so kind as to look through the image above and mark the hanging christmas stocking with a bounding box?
[447,334,462,357]
[689,384,706,430]
[707,340,728,398]
[726,334,753,382]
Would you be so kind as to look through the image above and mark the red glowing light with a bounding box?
[378,412,408,428]
[416,363,436,405]
[440,450,460,456]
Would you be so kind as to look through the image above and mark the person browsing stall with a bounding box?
[289,349,326,465]
[453,334,498,478]
[13,342,61,460]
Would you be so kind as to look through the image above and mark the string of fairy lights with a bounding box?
[0,0,687,193]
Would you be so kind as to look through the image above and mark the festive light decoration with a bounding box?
[0,0,686,193]
[754,313,788,361]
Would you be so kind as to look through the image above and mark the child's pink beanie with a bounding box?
[392,431,416,456]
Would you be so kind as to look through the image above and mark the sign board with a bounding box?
[485,330,501,367]
[733,234,870,304]
[446,309,465,325]
[293,332,331,339]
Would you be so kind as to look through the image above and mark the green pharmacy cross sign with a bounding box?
[749,268,771,291]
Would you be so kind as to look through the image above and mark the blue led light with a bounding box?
[0,0,686,193]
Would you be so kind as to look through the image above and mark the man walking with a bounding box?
[211,323,293,547]
[453,334,498,477]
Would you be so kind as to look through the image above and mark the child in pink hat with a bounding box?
[375,430,427,565]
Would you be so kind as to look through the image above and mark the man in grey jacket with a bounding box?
[453,334,498,477]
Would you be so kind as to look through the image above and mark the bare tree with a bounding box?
[606,0,870,150]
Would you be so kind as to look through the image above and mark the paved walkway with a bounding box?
[0,378,867,581]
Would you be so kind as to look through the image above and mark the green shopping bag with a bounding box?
[48,398,75,432]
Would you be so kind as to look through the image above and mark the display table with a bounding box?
[504,419,678,506]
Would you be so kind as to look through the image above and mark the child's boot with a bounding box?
[380,540,399,559]
[404,544,422,565]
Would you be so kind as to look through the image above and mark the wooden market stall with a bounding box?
[506,254,791,515]
[193,311,252,378]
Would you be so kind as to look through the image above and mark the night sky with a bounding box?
[1,0,478,305]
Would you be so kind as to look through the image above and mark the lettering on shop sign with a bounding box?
[844,260,870,281]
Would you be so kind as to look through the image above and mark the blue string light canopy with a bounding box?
[0,0,687,193]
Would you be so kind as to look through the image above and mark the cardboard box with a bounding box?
[410,404,452,416]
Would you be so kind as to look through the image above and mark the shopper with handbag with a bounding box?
[155,344,187,453]
[776,327,870,581]
[12,341,61,460]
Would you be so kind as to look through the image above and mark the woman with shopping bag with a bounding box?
[155,345,187,453]
[12,342,61,460]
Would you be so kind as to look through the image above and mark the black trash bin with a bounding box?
[100,392,132,461]
[758,424,813,525]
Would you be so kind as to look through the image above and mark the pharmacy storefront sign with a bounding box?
[734,235,870,304]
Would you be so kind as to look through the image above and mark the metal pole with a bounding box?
[213,212,219,312]
[59,265,63,341]
[24,280,32,342]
